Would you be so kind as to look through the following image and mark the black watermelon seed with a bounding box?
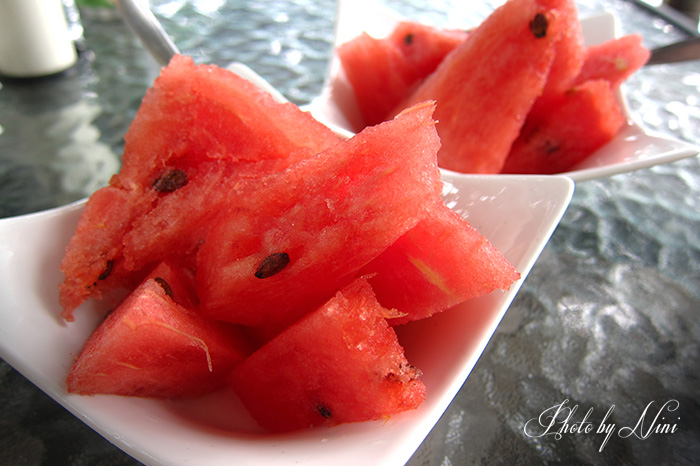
[529,13,548,39]
[152,169,188,193]
[317,404,332,419]
[154,277,174,299]
[254,252,290,279]
[97,260,114,281]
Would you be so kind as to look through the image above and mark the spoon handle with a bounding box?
[113,0,179,66]
[646,37,700,66]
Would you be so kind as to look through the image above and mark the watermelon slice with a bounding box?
[228,278,425,433]
[59,55,340,321]
[540,0,585,97]
[67,275,252,398]
[337,21,467,127]
[502,79,626,174]
[387,21,469,79]
[394,0,571,174]
[120,161,234,273]
[358,201,520,325]
[196,101,442,332]
[575,34,650,89]
[113,55,340,189]
[58,186,154,317]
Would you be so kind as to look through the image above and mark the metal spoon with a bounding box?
[646,37,700,65]
[113,0,178,66]
[112,0,292,105]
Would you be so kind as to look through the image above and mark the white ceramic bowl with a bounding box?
[307,0,700,182]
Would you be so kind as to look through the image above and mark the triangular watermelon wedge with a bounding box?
[196,102,443,333]
[575,34,650,90]
[337,21,468,127]
[59,55,341,321]
[502,79,626,174]
[67,275,252,399]
[393,0,572,174]
[358,201,520,325]
[228,278,425,433]
[539,0,585,98]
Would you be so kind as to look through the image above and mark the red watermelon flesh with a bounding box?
[501,79,625,174]
[227,278,425,433]
[142,261,198,309]
[337,32,417,130]
[59,186,154,320]
[196,102,442,332]
[112,55,339,190]
[59,54,522,429]
[120,161,236,272]
[66,277,252,399]
[394,0,569,174]
[500,27,647,175]
[540,0,585,98]
[59,55,340,320]
[337,21,467,127]
[387,22,469,77]
[358,201,520,325]
[575,34,650,90]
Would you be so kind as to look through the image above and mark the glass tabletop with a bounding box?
[0,0,698,464]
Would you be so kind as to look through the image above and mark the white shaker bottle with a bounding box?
[0,0,78,78]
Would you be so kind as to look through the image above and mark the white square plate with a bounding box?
[0,170,573,465]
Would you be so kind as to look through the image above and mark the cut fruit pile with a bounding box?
[337,0,650,174]
[60,55,520,433]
